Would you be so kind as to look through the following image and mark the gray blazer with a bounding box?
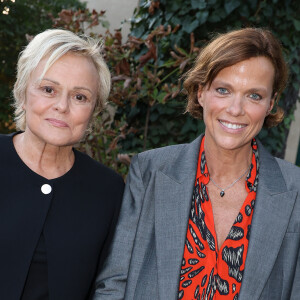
[93,135,300,300]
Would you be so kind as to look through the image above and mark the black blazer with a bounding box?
[0,133,124,300]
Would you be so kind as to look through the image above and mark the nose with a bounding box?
[53,93,69,113]
[226,94,245,116]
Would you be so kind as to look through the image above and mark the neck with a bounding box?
[13,132,74,179]
[204,136,252,184]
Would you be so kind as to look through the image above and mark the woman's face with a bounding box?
[198,56,275,152]
[24,53,98,147]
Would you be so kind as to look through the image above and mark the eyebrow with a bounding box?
[247,88,267,94]
[73,86,93,94]
[212,80,268,93]
[38,78,59,85]
[39,78,93,94]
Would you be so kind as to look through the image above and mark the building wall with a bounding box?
[84,0,138,39]
[285,99,300,164]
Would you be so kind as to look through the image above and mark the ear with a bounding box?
[267,93,276,115]
[22,100,26,111]
[197,85,204,107]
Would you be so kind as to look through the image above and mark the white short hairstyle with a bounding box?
[13,29,111,131]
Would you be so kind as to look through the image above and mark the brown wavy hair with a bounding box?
[184,28,288,127]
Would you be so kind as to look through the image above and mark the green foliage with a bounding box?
[1,1,300,177]
[126,0,300,157]
[0,0,85,132]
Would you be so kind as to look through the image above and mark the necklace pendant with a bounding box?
[220,190,225,197]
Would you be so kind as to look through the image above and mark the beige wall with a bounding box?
[84,0,138,39]
[285,99,300,163]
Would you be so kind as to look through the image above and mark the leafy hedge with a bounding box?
[125,0,300,158]
[1,0,299,177]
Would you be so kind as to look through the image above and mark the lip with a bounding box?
[46,118,69,128]
[218,119,247,132]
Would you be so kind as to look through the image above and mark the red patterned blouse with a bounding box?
[178,136,259,300]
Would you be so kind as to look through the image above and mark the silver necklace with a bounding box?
[210,165,251,197]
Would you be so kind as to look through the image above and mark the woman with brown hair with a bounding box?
[94,28,300,300]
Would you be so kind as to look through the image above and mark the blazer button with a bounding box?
[41,184,52,194]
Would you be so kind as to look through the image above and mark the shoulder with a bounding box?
[129,134,204,184]
[0,133,17,159]
[258,140,300,192]
[73,149,124,187]
[0,133,13,144]
[135,143,189,168]
[275,157,300,191]
[0,132,23,151]
[132,141,194,178]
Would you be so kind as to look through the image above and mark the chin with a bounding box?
[214,135,252,151]
[40,134,79,148]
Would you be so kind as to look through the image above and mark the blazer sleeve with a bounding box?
[92,155,145,300]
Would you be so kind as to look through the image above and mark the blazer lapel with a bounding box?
[154,135,203,300]
[239,142,298,300]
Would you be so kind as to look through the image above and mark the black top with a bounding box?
[0,133,124,300]
[21,234,49,300]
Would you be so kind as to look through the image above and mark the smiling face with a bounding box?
[198,56,275,153]
[24,53,99,147]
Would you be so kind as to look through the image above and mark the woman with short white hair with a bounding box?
[0,29,124,300]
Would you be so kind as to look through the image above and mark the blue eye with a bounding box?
[249,93,262,100]
[216,88,229,95]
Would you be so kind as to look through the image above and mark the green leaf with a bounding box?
[170,1,181,11]
[224,0,241,14]
[150,136,160,145]
[170,16,181,25]
[207,0,217,4]
[141,0,151,9]
[259,1,267,9]
[130,16,142,24]
[208,12,221,23]
[131,25,145,38]
[100,20,110,29]
[293,82,300,91]
[239,4,250,18]
[149,17,157,29]
[157,92,167,103]
[191,0,207,10]
[291,64,300,74]
[175,46,188,55]
[150,112,159,122]
[180,118,194,134]
[152,88,158,98]
[165,11,174,21]
[182,18,199,33]
[196,11,209,25]
[284,117,292,128]
[293,18,300,31]
[262,5,273,17]
[258,128,267,139]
